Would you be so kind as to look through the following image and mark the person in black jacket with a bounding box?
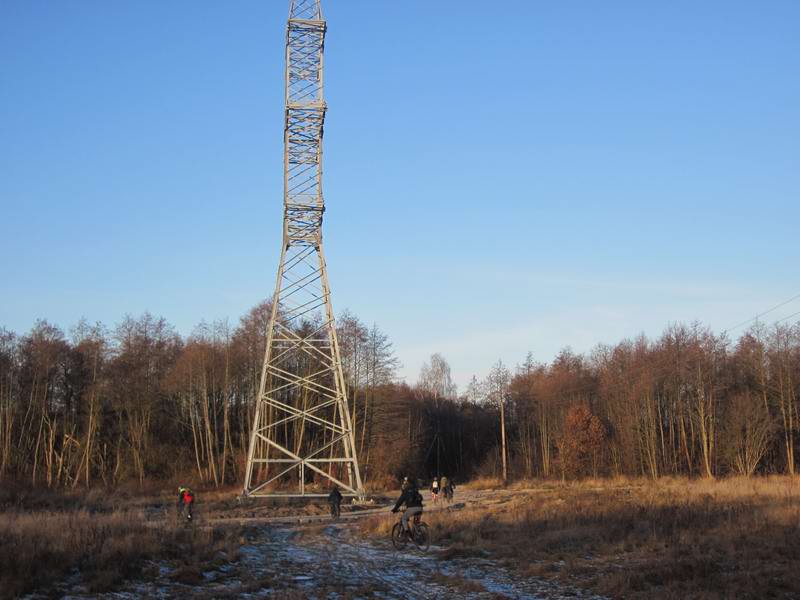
[391,480,423,532]
[328,485,343,519]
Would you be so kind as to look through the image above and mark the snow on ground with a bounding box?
[58,518,605,600]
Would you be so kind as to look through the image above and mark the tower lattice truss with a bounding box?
[243,0,363,497]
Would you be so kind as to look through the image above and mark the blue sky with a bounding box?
[1,1,798,389]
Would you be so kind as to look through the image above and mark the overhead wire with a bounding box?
[518,290,800,401]
[721,292,800,335]
[775,309,800,325]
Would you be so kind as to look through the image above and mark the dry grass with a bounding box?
[0,485,244,599]
[431,571,487,593]
[363,476,800,599]
[462,476,505,490]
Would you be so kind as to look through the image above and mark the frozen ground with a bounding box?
[58,516,605,600]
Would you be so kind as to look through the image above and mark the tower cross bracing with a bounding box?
[243,0,364,497]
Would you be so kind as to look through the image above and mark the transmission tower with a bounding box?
[242,0,364,498]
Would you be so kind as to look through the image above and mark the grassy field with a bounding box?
[363,476,800,599]
[0,482,378,599]
[5,477,800,598]
[0,483,245,599]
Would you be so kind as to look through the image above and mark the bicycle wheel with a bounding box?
[391,522,408,550]
[412,522,430,552]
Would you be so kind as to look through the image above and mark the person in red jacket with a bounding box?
[177,486,194,521]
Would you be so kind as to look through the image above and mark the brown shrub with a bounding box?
[559,404,608,478]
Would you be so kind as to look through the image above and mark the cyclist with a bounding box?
[440,475,450,501]
[391,479,423,533]
[177,485,195,521]
[431,477,440,503]
[328,485,343,519]
[443,476,455,502]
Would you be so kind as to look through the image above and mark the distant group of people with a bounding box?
[175,473,456,527]
[391,474,455,531]
[328,474,455,525]
[176,483,346,521]
[429,476,455,504]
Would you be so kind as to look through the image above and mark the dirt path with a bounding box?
[57,490,605,600]
[60,521,602,599]
[200,490,482,527]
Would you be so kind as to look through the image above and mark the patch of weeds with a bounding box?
[169,564,205,585]
[437,544,488,561]
[432,571,487,593]
[86,569,122,594]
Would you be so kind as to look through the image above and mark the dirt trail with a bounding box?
[57,489,606,599]
[59,521,601,599]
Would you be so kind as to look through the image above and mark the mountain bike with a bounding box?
[391,512,430,552]
[177,503,194,523]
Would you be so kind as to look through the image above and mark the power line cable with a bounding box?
[721,292,800,335]
[523,291,800,401]
[775,309,800,325]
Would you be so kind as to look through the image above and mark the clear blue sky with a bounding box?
[1,1,798,389]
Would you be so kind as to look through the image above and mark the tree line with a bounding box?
[466,321,800,480]
[1,304,798,489]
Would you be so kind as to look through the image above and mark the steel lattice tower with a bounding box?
[243,0,363,497]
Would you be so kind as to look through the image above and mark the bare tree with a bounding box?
[418,353,457,401]
[723,393,771,476]
[486,360,510,483]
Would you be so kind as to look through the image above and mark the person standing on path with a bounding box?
[328,485,343,519]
